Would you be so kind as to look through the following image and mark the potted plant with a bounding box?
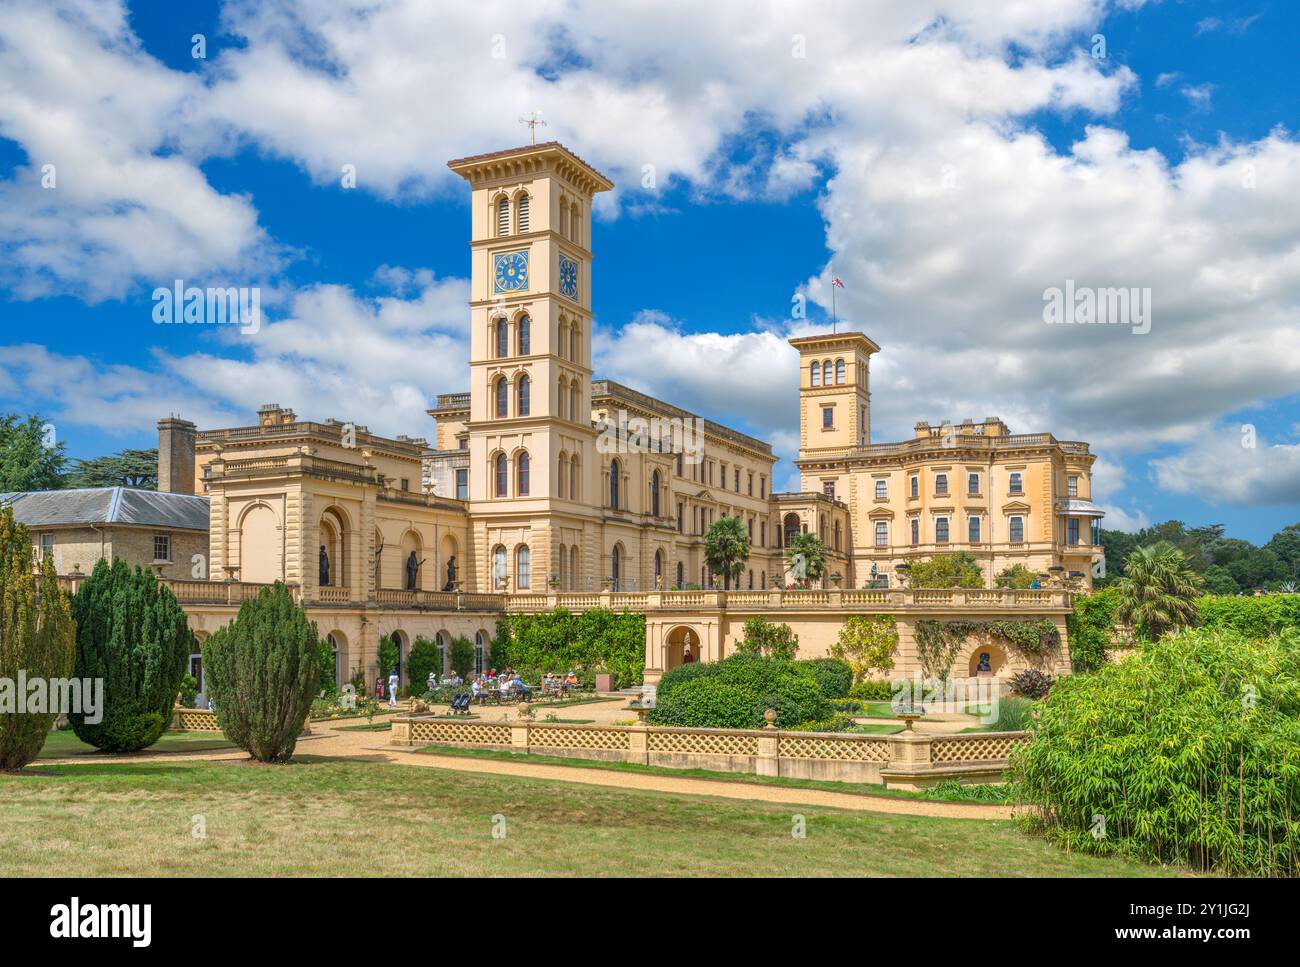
[831,572,844,588]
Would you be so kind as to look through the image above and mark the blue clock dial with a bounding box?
[493,251,529,293]
[559,255,579,300]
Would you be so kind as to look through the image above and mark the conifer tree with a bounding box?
[69,559,192,752]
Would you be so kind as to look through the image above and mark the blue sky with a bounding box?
[1,0,1298,544]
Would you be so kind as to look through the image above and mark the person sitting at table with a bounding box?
[564,671,578,695]
[470,677,483,705]
[511,673,531,702]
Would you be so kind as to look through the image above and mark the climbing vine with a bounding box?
[914,618,1061,680]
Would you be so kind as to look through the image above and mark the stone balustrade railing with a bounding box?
[56,576,1072,614]
[389,716,1030,789]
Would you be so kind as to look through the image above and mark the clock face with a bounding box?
[493,251,529,293]
[559,255,579,300]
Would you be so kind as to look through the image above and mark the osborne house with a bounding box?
[49,142,1105,696]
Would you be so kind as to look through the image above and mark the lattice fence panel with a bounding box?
[930,733,1027,764]
[528,726,630,751]
[174,709,221,732]
[647,730,759,757]
[409,720,511,746]
[778,734,891,762]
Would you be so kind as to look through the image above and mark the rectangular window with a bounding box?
[760,521,766,547]
[935,473,948,496]
[1009,472,1023,495]
[874,479,887,499]
[1068,475,1079,497]
[910,518,919,545]
[968,472,979,495]
[153,533,171,562]
[875,521,888,547]
[1068,518,1080,545]
[455,469,468,500]
[910,475,919,498]
[677,502,684,533]
[734,468,740,491]
[1092,518,1102,546]
[968,517,981,543]
[1010,516,1025,543]
[822,407,834,429]
[760,476,766,498]
[458,438,468,450]
[40,532,54,562]
[823,481,836,499]
[936,517,949,544]
[748,473,753,496]
[400,478,409,491]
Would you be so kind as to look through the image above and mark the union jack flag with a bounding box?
[832,276,845,288]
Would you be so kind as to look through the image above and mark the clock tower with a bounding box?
[448,143,614,591]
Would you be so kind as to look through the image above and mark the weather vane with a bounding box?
[519,111,547,144]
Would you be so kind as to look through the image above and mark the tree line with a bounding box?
[0,412,157,491]
[1099,519,1300,595]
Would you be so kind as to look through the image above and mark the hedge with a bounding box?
[648,653,831,729]
[492,608,644,689]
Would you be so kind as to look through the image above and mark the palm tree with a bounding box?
[784,532,827,587]
[704,516,751,590]
[1114,542,1203,641]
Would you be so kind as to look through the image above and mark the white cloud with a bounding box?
[1152,428,1300,506]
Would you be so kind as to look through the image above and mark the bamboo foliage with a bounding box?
[1010,627,1300,876]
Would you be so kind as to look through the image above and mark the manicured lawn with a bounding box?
[417,743,1015,804]
[37,729,235,759]
[335,722,394,732]
[847,723,905,735]
[0,757,1181,877]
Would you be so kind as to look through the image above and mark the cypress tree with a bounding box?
[0,506,75,771]
[204,582,320,763]
[69,559,192,752]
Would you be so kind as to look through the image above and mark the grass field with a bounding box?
[0,757,1183,877]
[36,730,235,758]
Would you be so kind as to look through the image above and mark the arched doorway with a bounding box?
[386,630,406,688]
[474,631,488,675]
[782,513,801,548]
[327,630,349,690]
[664,626,699,671]
[319,506,349,588]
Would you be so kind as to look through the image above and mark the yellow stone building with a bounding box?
[131,141,1097,688]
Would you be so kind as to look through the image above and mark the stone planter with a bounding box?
[595,673,615,693]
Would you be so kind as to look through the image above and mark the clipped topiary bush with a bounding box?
[796,657,853,698]
[1010,627,1300,875]
[849,679,896,701]
[204,583,321,763]
[69,559,193,752]
[407,637,441,691]
[647,653,830,729]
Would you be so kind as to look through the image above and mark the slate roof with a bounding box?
[0,488,210,531]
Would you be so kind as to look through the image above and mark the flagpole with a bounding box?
[831,275,837,333]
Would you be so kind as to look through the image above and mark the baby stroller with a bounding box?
[450,692,472,715]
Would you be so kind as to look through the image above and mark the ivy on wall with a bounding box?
[914,618,1061,680]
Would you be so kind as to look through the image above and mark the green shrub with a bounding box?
[203,583,321,763]
[849,679,895,700]
[982,696,1037,731]
[377,636,399,677]
[69,559,192,753]
[829,697,864,713]
[906,552,984,589]
[735,617,799,660]
[647,653,830,728]
[752,693,800,729]
[655,660,713,702]
[791,713,856,733]
[1198,593,1300,637]
[995,563,1037,589]
[492,608,644,688]
[796,657,853,698]
[1066,587,1118,673]
[178,674,200,709]
[830,614,897,681]
[1007,668,1054,700]
[450,636,475,680]
[407,637,441,691]
[1010,627,1300,875]
[316,639,337,696]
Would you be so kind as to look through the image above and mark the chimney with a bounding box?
[157,417,197,495]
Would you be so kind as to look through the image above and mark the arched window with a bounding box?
[835,358,845,384]
[834,520,842,550]
[609,459,621,509]
[494,376,508,418]
[558,376,567,419]
[821,360,832,385]
[611,544,621,591]
[495,317,508,358]
[517,374,531,416]
[570,545,579,590]
[558,544,567,588]
[515,545,531,589]
[496,196,510,237]
[571,206,581,245]
[675,561,684,589]
[517,315,531,355]
[517,451,530,496]
[570,455,579,501]
[517,194,530,233]
[558,319,569,359]
[650,470,661,517]
[654,549,663,586]
[494,453,508,497]
[569,321,580,362]
[559,198,569,239]
[557,453,568,498]
[492,545,507,589]
[810,361,821,387]
[569,382,580,421]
